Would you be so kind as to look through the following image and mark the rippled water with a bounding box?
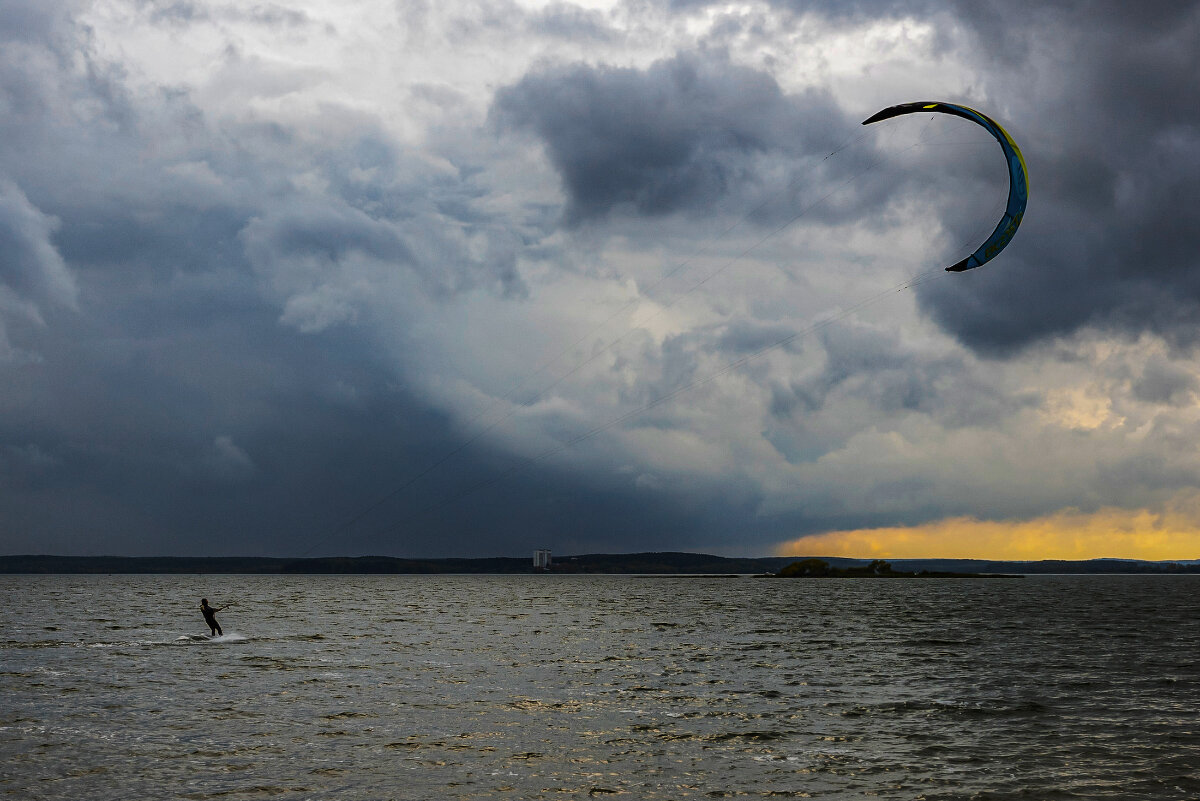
[2,574,1198,800]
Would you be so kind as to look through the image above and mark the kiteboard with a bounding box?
[176,633,245,642]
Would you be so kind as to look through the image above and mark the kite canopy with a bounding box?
[862,101,1028,272]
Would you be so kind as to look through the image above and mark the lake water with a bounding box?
[1,574,1198,800]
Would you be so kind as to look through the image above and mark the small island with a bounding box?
[767,558,1020,578]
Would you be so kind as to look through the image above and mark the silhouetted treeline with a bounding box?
[772,558,1019,578]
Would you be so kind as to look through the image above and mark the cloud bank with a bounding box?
[2,0,1199,558]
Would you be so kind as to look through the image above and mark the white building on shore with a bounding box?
[533,549,551,570]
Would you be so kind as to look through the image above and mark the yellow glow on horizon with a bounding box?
[775,504,1200,561]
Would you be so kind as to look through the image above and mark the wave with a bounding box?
[173,632,249,644]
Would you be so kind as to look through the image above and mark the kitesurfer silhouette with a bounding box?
[200,598,226,636]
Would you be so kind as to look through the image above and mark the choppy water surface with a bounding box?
[2,574,1198,800]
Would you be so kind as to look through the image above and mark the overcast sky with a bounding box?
[2,0,1200,559]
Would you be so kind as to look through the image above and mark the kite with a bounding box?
[863,101,1028,272]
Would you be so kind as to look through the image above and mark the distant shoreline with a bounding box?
[2,553,1199,575]
[764,558,1022,579]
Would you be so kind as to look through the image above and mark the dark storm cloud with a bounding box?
[0,0,767,558]
[135,0,312,28]
[1131,356,1199,407]
[7,0,1200,560]
[0,0,550,555]
[241,202,415,270]
[905,1,1200,353]
[492,52,851,224]
[0,180,76,309]
[715,320,799,355]
[767,321,1029,428]
[499,2,1200,356]
[667,0,936,16]
[528,3,615,41]
[2,303,766,557]
[137,0,210,24]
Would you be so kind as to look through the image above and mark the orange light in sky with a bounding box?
[775,505,1200,561]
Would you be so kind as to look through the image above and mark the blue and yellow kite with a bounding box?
[863,101,1028,272]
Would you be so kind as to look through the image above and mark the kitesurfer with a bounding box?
[200,598,226,636]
